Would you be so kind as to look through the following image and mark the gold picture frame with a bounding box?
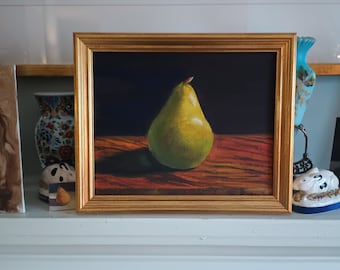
[74,33,296,214]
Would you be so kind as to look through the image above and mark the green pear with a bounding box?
[147,77,214,170]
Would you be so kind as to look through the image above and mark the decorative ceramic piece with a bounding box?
[34,92,74,168]
[39,162,75,201]
[292,167,340,214]
[49,182,75,211]
[294,36,316,127]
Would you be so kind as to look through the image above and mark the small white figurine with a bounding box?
[293,167,340,213]
[39,162,75,201]
[293,167,339,193]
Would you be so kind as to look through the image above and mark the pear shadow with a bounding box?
[95,147,177,177]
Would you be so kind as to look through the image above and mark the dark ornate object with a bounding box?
[293,124,313,175]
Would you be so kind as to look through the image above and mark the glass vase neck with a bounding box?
[297,36,316,65]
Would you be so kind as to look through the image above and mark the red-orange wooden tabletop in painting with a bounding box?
[94,134,273,196]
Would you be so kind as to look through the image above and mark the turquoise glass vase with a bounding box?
[295,36,316,127]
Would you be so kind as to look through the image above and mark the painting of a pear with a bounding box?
[93,51,277,197]
[147,77,214,170]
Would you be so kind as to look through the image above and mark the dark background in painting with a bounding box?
[93,52,276,137]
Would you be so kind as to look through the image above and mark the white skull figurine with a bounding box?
[39,162,75,201]
[293,167,339,194]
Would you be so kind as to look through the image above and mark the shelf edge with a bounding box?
[16,64,74,77]
[16,63,340,77]
[310,63,340,76]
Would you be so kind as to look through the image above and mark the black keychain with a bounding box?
[293,124,313,175]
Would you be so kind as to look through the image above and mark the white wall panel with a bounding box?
[1,1,340,63]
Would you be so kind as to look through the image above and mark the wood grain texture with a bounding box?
[310,63,340,76]
[16,63,340,77]
[16,64,74,77]
[94,134,273,196]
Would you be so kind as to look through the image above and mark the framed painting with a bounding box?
[74,33,296,213]
[0,65,25,213]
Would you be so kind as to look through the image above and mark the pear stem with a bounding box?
[183,76,194,84]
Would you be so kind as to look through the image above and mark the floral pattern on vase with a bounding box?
[34,92,75,168]
[295,36,316,127]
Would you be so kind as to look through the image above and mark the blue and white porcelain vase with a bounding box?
[34,92,75,168]
[295,36,316,128]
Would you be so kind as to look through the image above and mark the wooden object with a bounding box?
[16,63,340,77]
[16,64,73,77]
[74,33,295,213]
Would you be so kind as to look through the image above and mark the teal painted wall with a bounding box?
[294,76,340,170]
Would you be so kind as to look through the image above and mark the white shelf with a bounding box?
[5,178,340,220]
[1,191,340,269]
[2,182,340,253]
